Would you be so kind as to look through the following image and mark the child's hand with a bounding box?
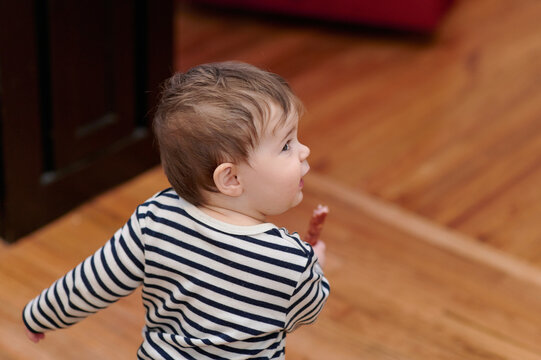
[26,329,45,343]
[312,240,326,268]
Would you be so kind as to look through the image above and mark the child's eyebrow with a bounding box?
[280,125,296,143]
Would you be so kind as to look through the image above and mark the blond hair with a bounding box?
[153,61,304,206]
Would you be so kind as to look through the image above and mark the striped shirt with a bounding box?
[23,188,330,359]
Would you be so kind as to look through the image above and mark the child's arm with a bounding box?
[22,209,146,339]
[285,241,330,332]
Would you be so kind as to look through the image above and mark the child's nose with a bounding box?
[299,143,310,161]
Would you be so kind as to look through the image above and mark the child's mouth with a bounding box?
[299,179,304,189]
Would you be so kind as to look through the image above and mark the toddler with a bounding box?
[23,61,330,359]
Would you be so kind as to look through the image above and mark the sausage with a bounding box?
[305,205,328,245]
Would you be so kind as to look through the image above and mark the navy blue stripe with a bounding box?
[145,331,176,360]
[52,281,73,322]
[157,332,199,360]
[28,302,52,331]
[99,244,136,292]
[288,265,321,316]
[145,287,283,359]
[158,189,177,198]
[143,295,182,334]
[146,272,282,331]
[118,219,145,271]
[22,304,42,333]
[143,280,265,337]
[291,251,314,297]
[70,267,107,311]
[90,253,124,298]
[154,188,175,198]
[263,228,306,254]
[213,338,279,357]
[271,348,286,359]
[42,287,70,327]
[291,270,313,297]
[51,281,82,324]
[28,295,55,331]
[79,258,116,305]
[323,280,331,291]
[279,228,310,250]
[34,293,61,329]
[288,281,329,329]
[143,287,236,342]
[290,299,323,328]
[147,259,286,313]
[145,198,306,256]
[169,335,228,360]
[174,205,306,257]
[62,273,94,315]
[143,302,178,335]
[119,226,144,272]
[146,270,284,328]
[110,235,143,282]
[145,225,298,287]
[239,331,279,343]
[138,345,152,360]
[146,245,290,300]
[289,280,319,325]
[142,287,237,344]
[126,216,145,253]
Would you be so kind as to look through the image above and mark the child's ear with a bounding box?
[213,163,242,197]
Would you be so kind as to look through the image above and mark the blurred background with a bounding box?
[2,0,541,358]
[173,0,541,266]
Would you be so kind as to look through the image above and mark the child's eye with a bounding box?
[282,142,291,152]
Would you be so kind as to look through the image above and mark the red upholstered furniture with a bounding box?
[189,0,455,32]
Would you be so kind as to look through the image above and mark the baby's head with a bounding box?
[153,61,304,206]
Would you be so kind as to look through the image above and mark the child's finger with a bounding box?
[26,329,45,343]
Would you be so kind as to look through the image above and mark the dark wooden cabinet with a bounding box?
[0,1,173,242]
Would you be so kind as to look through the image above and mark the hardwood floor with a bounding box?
[2,0,541,358]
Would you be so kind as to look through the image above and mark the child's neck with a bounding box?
[198,204,266,226]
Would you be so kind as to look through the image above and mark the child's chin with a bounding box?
[275,192,303,213]
[292,192,304,207]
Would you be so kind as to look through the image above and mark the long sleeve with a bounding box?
[285,244,330,332]
[22,209,146,333]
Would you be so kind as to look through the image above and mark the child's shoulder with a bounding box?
[143,187,179,204]
[154,187,179,200]
[136,187,183,215]
[266,226,314,257]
